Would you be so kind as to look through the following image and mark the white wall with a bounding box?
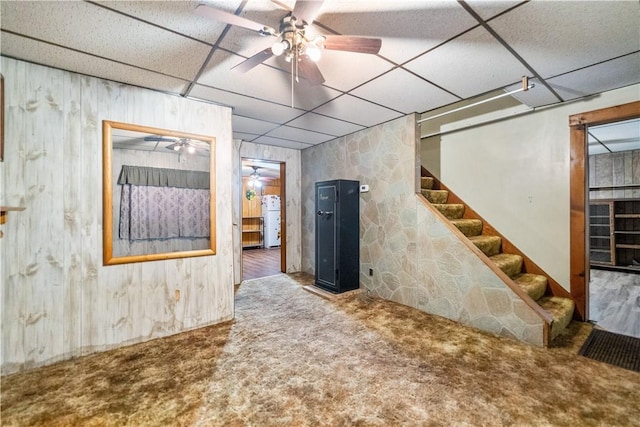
[437,85,640,290]
[0,57,235,374]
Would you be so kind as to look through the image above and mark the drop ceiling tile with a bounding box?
[234,132,261,142]
[404,26,530,99]
[309,1,477,64]
[197,50,342,110]
[189,84,305,124]
[352,68,459,114]
[0,33,189,94]
[217,3,290,57]
[546,53,640,102]
[590,120,640,148]
[266,126,334,145]
[301,50,394,93]
[463,0,523,20]
[96,0,242,45]
[489,1,640,78]
[504,78,560,108]
[287,113,365,137]
[0,1,211,81]
[233,115,279,135]
[314,95,403,127]
[252,136,314,150]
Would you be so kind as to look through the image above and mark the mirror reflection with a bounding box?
[103,121,216,265]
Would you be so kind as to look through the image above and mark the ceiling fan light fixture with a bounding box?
[272,40,288,56]
[187,144,195,154]
[173,145,181,151]
[305,43,322,62]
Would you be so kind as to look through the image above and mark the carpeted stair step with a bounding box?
[489,253,523,278]
[539,296,575,340]
[450,219,483,237]
[421,176,434,190]
[421,189,448,204]
[512,273,548,301]
[469,235,502,257]
[432,203,465,219]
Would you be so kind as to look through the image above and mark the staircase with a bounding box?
[421,176,575,342]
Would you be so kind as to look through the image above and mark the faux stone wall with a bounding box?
[301,114,545,346]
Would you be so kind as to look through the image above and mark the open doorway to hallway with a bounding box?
[570,101,639,328]
[241,158,285,280]
[586,118,640,339]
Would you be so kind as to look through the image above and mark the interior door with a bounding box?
[316,183,337,288]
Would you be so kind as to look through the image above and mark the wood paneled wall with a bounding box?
[241,177,281,248]
[0,57,234,374]
[241,177,281,218]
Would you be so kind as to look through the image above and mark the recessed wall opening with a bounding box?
[241,158,285,280]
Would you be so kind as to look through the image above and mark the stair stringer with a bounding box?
[415,195,552,346]
[423,168,574,306]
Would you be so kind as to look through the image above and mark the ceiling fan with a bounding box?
[247,166,267,187]
[143,136,209,154]
[195,0,382,86]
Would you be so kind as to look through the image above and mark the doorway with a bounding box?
[241,158,286,280]
[586,118,640,338]
[569,101,640,327]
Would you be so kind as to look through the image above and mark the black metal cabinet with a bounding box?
[315,179,360,293]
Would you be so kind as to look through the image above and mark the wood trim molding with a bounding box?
[280,162,287,273]
[569,101,640,127]
[569,100,640,321]
[1,74,4,162]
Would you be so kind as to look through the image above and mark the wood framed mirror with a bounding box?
[102,120,216,265]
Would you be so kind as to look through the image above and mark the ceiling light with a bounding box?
[173,145,181,151]
[187,144,195,154]
[306,44,321,62]
[271,40,288,56]
[254,180,262,188]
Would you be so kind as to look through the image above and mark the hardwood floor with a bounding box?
[242,247,282,280]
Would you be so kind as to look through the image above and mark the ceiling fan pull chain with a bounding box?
[291,56,295,108]
[295,47,299,83]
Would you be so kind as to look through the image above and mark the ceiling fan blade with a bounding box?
[232,48,275,73]
[323,35,382,54]
[144,136,177,142]
[298,59,325,86]
[195,4,276,35]
[292,0,324,25]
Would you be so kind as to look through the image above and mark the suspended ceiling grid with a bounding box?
[1,0,638,150]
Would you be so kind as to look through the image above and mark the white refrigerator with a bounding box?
[262,195,281,248]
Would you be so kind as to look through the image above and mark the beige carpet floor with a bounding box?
[2,273,639,426]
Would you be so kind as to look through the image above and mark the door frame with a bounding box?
[569,100,640,321]
[239,158,287,280]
